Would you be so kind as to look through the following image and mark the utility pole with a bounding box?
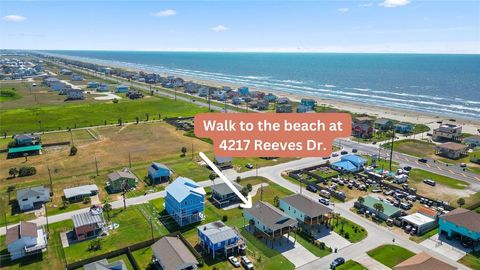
[389,128,395,172]
[256,163,258,179]
[174,86,177,101]
[149,217,154,242]
[122,180,128,209]
[128,152,131,168]
[94,155,99,176]
[208,90,211,111]
[47,164,53,186]
[260,183,263,201]
[45,204,50,233]
[191,142,194,160]
[4,213,7,233]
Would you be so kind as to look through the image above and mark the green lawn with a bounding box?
[336,260,367,270]
[408,169,469,190]
[0,88,21,102]
[382,139,435,158]
[331,217,368,243]
[131,246,154,270]
[107,254,135,270]
[459,251,480,270]
[0,95,208,134]
[311,168,340,179]
[233,157,297,173]
[409,228,438,243]
[295,234,331,258]
[367,244,415,268]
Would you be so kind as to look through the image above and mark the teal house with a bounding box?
[439,208,480,248]
[116,85,129,93]
[165,177,206,227]
[395,122,414,133]
[300,98,316,108]
[279,194,331,231]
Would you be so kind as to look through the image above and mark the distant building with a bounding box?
[374,118,394,131]
[214,156,233,170]
[97,83,109,92]
[70,74,83,81]
[63,184,99,202]
[59,68,73,75]
[238,86,249,96]
[87,82,99,88]
[198,221,246,259]
[14,134,40,146]
[439,208,480,244]
[433,123,462,142]
[6,221,47,260]
[435,142,467,159]
[50,81,68,91]
[107,168,138,193]
[300,98,316,108]
[279,194,332,231]
[356,196,401,221]
[276,104,292,113]
[184,82,198,93]
[16,186,50,211]
[394,252,456,270]
[263,93,278,102]
[331,154,367,173]
[147,162,172,184]
[165,177,205,227]
[211,182,243,207]
[66,89,84,100]
[115,85,129,93]
[151,236,199,270]
[395,122,414,133]
[352,116,374,138]
[296,104,313,113]
[243,201,297,245]
[464,135,480,148]
[72,211,107,241]
[400,212,437,235]
[84,258,127,270]
[276,97,290,104]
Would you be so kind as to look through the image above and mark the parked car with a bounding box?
[423,179,436,186]
[323,156,330,160]
[352,148,358,153]
[229,256,241,267]
[306,185,318,193]
[340,150,348,155]
[319,198,330,206]
[372,141,377,145]
[403,166,412,171]
[241,256,254,270]
[330,257,345,269]
[332,153,339,157]
[245,163,254,169]
[418,158,428,163]
[372,189,382,193]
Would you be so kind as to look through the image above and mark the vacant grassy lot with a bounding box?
[383,139,435,158]
[459,251,480,270]
[367,244,415,268]
[0,92,208,134]
[408,168,469,190]
[336,260,366,270]
[0,87,22,102]
[331,216,367,243]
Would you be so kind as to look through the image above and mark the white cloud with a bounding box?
[154,9,176,17]
[380,0,410,8]
[337,8,349,13]
[211,25,229,32]
[2,15,26,22]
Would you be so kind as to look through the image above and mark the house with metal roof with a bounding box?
[198,221,246,259]
[279,194,332,230]
[83,258,127,270]
[400,212,437,235]
[6,221,47,260]
[8,134,42,158]
[211,182,243,208]
[464,135,480,148]
[439,208,480,245]
[331,154,367,173]
[72,211,107,241]
[394,251,455,270]
[165,177,205,227]
[357,196,401,221]
[107,168,137,193]
[147,162,172,184]
[151,236,199,270]
[16,186,50,211]
[395,122,414,133]
[243,201,297,246]
[63,184,99,202]
[213,156,233,169]
[435,142,468,160]
[374,118,394,131]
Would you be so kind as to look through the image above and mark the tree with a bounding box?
[273,196,280,207]
[18,166,36,177]
[357,196,365,204]
[83,196,91,204]
[70,145,78,156]
[246,183,252,192]
[103,203,112,221]
[236,176,241,183]
[181,146,187,157]
[8,167,18,178]
[240,187,249,196]
[248,219,255,231]
[373,203,384,213]
[209,172,217,183]
[457,198,465,207]
[88,238,102,251]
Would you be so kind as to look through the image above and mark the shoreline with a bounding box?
[49,53,480,134]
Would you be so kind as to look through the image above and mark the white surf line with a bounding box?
[199,152,252,208]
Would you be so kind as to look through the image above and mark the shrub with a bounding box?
[246,183,252,192]
[344,232,350,239]
[222,215,228,222]
[112,98,119,103]
[83,196,91,204]
[18,166,36,177]
[70,145,78,156]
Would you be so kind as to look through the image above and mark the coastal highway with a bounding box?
[335,138,480,191]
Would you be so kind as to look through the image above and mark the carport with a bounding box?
[400,213,436,235]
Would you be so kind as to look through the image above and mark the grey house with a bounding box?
[211,182,243,208]
[64,184,99,202]
[84,258,127,270]
[213,156,233,169]
[17,186,50,211]
[151,236,199,270]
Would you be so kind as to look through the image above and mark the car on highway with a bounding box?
[245,163,254,169]
[229,256,240,267]
[241,256,254,270]
[319,198,330,205]
[372,141,377,145]
[340,150,348,155]
[460,163,467,168]
[403,166,412,171]
[423,179,436,186]
[418,158,428,163]
[352,148,358,153]
[330,257,345,269]
[332,153,339,157]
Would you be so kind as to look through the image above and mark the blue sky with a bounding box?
[1,0,479,53]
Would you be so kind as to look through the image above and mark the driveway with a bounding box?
[420,234,467,261]
[271,235,318,268]
[355,253,390,270]
[314,228,351,251]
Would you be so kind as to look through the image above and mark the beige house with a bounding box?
[435,142,467,159]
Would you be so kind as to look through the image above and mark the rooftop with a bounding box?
[72,211,105,228]
[244,201,297,230]
[166,177,205,203]
[8,144,42,154]
[108,168,137,182]
[17,186,49,201]
[211,182,242,196]
[440,208,480,233]
[401,213,435,226]
[437,142,467,151]
[281,194,331,218]
[151,236,198,270]
[198,221,239,244]
[362,196,401,217]
[64,184,98,199]
[394,251,455,270]
[6,221,38,245]
[83,258,127,270]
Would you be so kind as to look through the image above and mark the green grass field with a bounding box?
[459,251,480,270]
[0,88,21,102]
[331,217,368,243]
[367,244,415,268]
[382,139,435,158]
[0,95,208,134]
[336,260,366,270]
[408,169,469,190]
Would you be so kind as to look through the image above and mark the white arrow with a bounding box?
[199,152,252,208]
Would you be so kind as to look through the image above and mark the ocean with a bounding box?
[45,51,480,120]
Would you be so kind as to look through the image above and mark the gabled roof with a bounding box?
[211,182,242,196]
[437,142,467,151]
[72,211,105,228]
[394,252,455,270]
[84,259,127,270]
[440,208,480,233]
[244,201,297,230]
[281,194,331,218]
[151,236,198,270]
[374,118,392,125]
[17,186,50,201]
[198,221,239,244]
[332,161,358,171]
[6,221,38,245]
[341,154,367,165]
[362,196,401,217]
[64,184,98,199]
[166,177,205,203]
[107,169,137,182]
[214,156,233,164]
[150,162,170,171]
